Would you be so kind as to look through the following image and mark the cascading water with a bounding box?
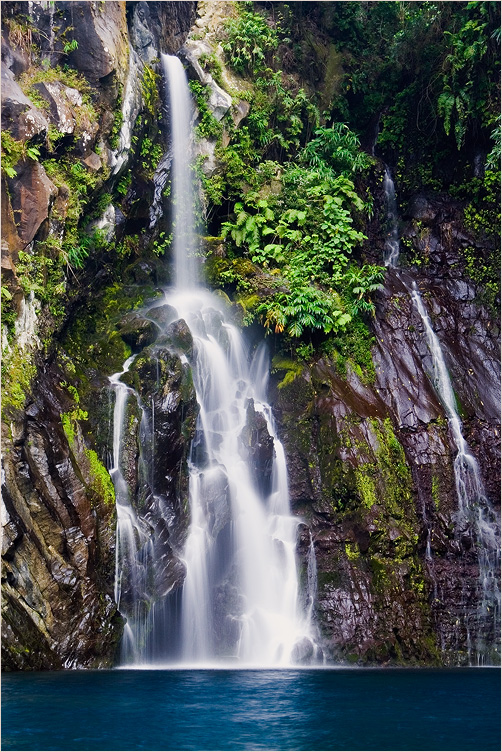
[161,54,199,290]
[383,168,501,663]
[383,168,400,268]
[110,356,155,663]
[410,284,501,661]
[110,54,318,667]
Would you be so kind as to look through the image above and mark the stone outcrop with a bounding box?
[2,369,121,670]
[6,160,57,245]
[1,68,49,141]
[270,184,500,665]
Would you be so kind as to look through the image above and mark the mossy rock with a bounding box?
[117,312,158,351]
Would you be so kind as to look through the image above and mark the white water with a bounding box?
[383,168,400,267]
[111,55,318,666]
[163,52,315,664]
[384,169,500,662]
[110,356,156,664]
[411,283,501,656]
[161,54,199,289]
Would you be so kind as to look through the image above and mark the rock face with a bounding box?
[0,0,197,669]
[272,191,500,665]
[2,369,121,669]
[1,68,49,141]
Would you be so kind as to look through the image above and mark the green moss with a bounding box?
[189,80,223,141]
[345,541,360,561]
[355,467,377,509]
[271,355,304,389]
[62,408,115,507]
[1,346,37,418]
[85,448,115,506]
[108,90,123,150]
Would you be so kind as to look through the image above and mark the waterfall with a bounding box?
[383,167,400,268]
[411,283,501,662]
[161,55,199,289]
[162,51,315,664]
[110,356,156,664]
[383,168,501,663]
[111,54,318,667]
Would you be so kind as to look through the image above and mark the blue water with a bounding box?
[2,668,500,751]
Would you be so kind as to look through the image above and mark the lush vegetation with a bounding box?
[198,0,500,358]
[194,2,389,369]
[1,0,499,391]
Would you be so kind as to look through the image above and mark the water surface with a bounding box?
[2,667,500,751]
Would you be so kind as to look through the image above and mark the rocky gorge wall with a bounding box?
[2,0,500,669]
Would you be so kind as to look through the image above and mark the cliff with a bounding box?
[1,0,500,668]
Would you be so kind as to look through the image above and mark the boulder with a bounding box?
[240,399,275,496]
[7,160,57,245]
[32,81,79,135]
[147,303,177,329]
[117,312,158,351]
[1,68,49,141]
[65,1,130,88]
[181,40,233,121]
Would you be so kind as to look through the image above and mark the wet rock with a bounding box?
[147,303,178,329]
[240,399,275,497]
[130,1,159,63]
[138,1,198,56]
[161,318,194,356]
[292,636,315,664]
[1,366,122,671]
[117,312,158,351]
[87,204,116,243]
[128,343,197,526]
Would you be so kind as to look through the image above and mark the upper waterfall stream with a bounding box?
[110,54,318,667]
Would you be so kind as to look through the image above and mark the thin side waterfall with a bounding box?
[410,284,501,660]
[110,54,318,666]
[383,168,501,663]
[110,356,155,664]
[383,167,400,268]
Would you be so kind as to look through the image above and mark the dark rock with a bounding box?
[1,30,31,76]
[240,399,275,497]
[161,318,194,356]
[1,366,122,670]
[64,1,130,88]
[133,1,198,56]
[147,303,177,328]
[117,312,158,350]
